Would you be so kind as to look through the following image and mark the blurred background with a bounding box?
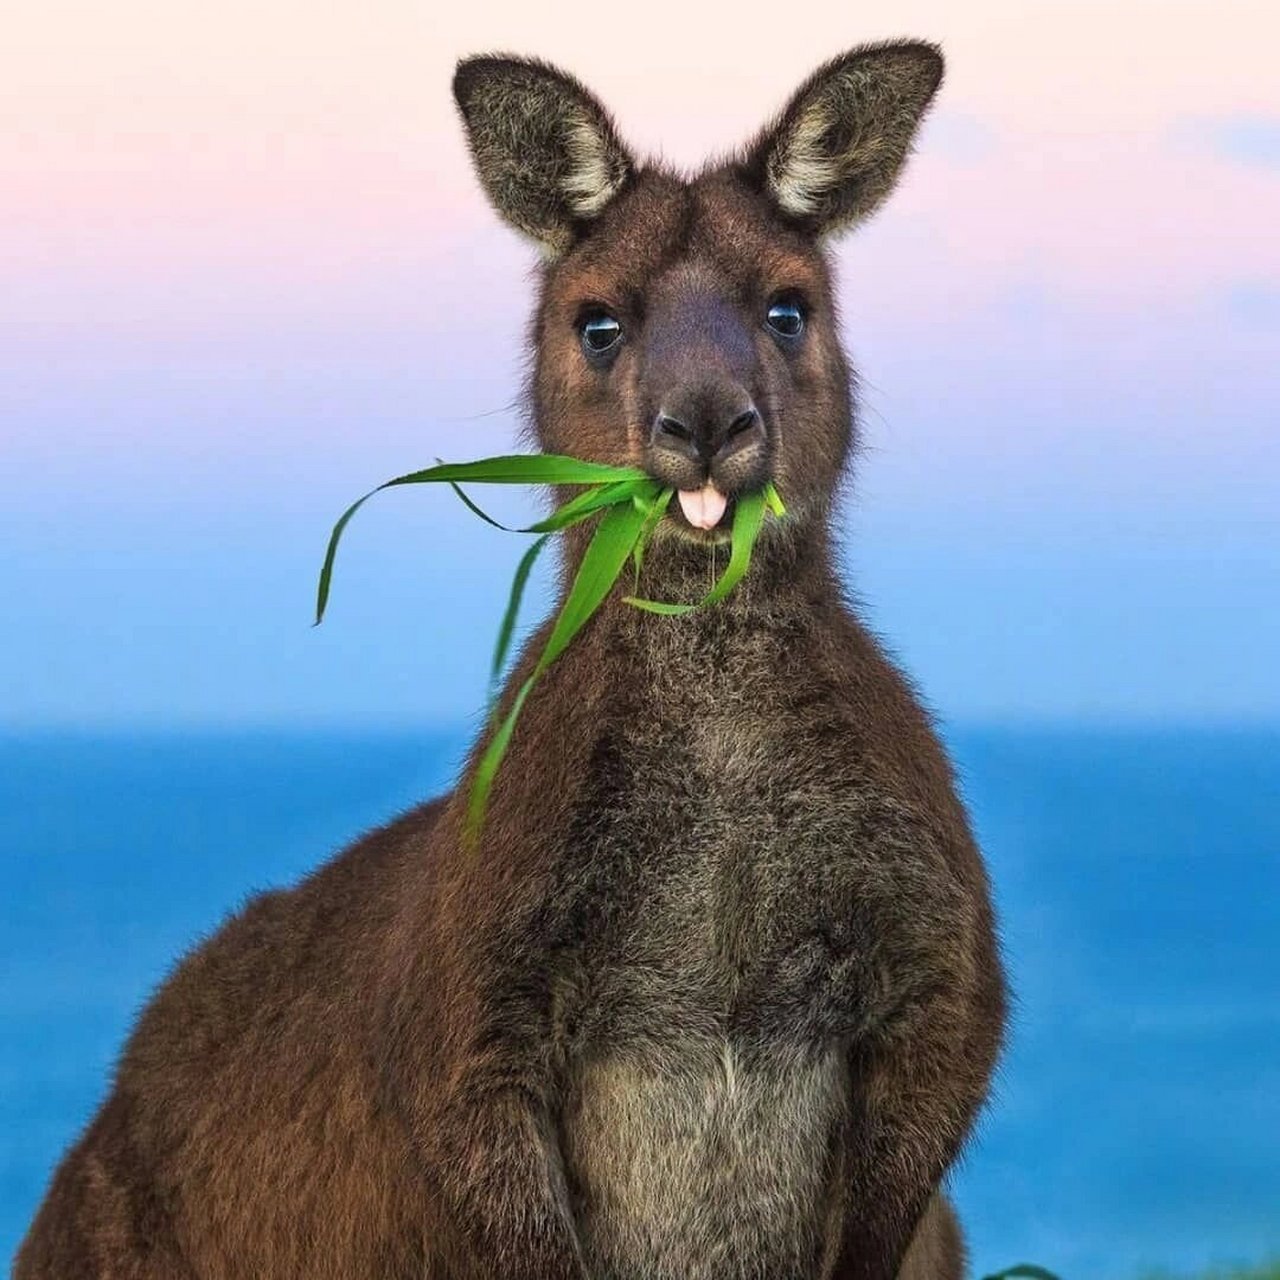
[2,0,1277,1275]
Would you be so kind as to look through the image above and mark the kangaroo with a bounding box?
[16,41,1006,1280]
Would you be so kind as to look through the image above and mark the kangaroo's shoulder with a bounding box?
[115,796,448,1092]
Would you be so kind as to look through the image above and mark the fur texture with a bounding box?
[453,55,634,255]
[16,43,1005,1280]
[742,42,944,234]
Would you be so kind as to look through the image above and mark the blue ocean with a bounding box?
[2,726,1277,1276]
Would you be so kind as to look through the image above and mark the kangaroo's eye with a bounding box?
[580,311,622,355]
[766,297,805,338]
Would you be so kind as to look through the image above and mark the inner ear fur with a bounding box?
[741,41,945,237]
[452,54,635,257]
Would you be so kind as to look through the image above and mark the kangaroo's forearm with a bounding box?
[832,942,1005,1280]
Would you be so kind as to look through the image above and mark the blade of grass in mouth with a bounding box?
[449,476,649,536]
[630,487,675,591]
[466,497,651,839]
[314,456,785,838]
[485,477,664,692]
[488,533,550,694]
[314,455,649,625]
[472,481,782,834]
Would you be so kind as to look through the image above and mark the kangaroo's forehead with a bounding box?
[541,168,831,315]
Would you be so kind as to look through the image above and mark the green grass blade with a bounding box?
[446,480,523,531]
[529,478,658,533]
[466,498,649,839]
[466,674,534,841]
[701,487,766,605]
[448,476,655,535]
[392,455,646,486]
[489,534,550,689]
[479,481,665,689]
[630,487,674,589]
[534,498,649,676]
[314,488,379,625]
[621,597,696,616]
[318,456,786,842]
[468,479,666,693]
[434,451,530,533]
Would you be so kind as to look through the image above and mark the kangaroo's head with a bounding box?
[452,44,942,546]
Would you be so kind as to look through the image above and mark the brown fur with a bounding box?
[17,43,1005,1280]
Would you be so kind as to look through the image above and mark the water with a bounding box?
[2,726,1277,1276]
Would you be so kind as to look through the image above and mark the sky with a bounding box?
[2,0,1277,728]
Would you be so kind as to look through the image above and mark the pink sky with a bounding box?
[5,0,1276,330]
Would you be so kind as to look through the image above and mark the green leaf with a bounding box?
[619,596,695,617]
[701,487,767,605]
[386,455,647,486]
[764,480,786,517]
[482,480,665,698]
[466,674,535,840]
[314,489,372,625]
[475,478,665,699]
[630,486,674,589]
[533,498,650,677]
[532,479,658,533]
[466,497,650,839]
[314,456,647,624]
[445,479,522,532]
[448,476,657,535]
[623,486,768,615]
[489,534,549,690]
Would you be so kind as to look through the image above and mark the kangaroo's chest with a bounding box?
[555,699,890,1049]
[554,697,889,1280]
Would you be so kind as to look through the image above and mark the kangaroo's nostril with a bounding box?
[726,408,760,440]
[655,414,693,444]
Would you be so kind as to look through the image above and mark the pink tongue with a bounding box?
[677,484,728,530]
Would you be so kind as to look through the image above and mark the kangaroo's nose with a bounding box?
[650,399,765,468]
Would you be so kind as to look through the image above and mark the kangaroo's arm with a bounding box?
[828,816,1005,1280]
[371,632,600,1280]
[416,1068,584,1280]
[372,816,587,1280]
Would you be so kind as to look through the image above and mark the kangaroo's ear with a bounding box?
[452,55,635,258]
[741,41,944,237]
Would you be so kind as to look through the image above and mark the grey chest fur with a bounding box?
[548,620,940,1279]
[562,1043,848,1280]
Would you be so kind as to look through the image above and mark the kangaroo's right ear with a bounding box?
[452,55,635,259]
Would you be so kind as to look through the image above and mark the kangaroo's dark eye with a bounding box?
[580,311,622,355]
[766,297,805,338]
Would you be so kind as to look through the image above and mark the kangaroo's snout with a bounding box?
[639,269,773,505]
[648,389,768,497]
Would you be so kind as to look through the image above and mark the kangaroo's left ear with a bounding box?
[741,41,944,237]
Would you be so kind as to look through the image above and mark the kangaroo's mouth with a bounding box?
[657,477,779,545]
[676,484,728,530]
